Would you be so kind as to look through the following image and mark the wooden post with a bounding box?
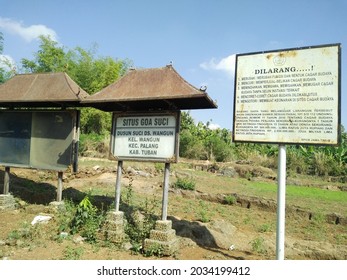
[115,161,123,211]
[3,166,10,195]
[57,171,63,202]
[161,162,170,221]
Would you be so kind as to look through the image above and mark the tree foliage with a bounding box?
[179,111,233,162]
[66,46,129,94]
[0,32,3,55]
[0,32,13,84]
[20,36,131,93]
[21,36,67,73]
[0,31,4,83]
[179,111,347,177]
[19,35,132,135]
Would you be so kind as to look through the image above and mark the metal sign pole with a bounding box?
[57,171,63,202]
[276,144,287,260]
[115,160,123,211]
[3,166,10,194]
[161,162,170,221]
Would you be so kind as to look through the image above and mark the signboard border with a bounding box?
[232,43,341,146]
[110,110,181,163]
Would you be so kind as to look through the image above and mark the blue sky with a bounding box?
[0,0,346,131]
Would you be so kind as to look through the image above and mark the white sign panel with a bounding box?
[111,112,180,162]
[233,44,341,145]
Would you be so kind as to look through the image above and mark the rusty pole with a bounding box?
[115,161,123,212]
[161,162,170,220]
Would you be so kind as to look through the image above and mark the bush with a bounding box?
[249,237,267,254]
[79,133,110,158]
[70,195,105,242]
[122,181,159,254]
[196,200,211,223]
[173,177,196,191]
[286,147,309,175]
[224,194,237,205]
[210,137,233,162]
[80,108,111,135]
[179,130,208,160]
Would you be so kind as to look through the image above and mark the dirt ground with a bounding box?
[0,158,346,260]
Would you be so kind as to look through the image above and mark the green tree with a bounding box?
[179,111,233,162]
[20,35,132,135]
[208,131,233,162]
[80,107,111,135]
[0,31,4,83]
[0,32,14,83]
[180,111,195,131]
[21,35,67,73]
[62,44,130,134]
[66,46,129,94]
[0,32,2,52]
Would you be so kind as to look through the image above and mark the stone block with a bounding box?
[104,229,126,244]
[107,211,124,221]
[143,238,179,256]
[0,194,16,211]
[143,219,179,256]
[49,201,66,213]
[154,220,173,231]
[103,211,127,244]
[149,229,176,242]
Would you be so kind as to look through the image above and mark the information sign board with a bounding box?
[110,112,180,162]
[233,44,341,145]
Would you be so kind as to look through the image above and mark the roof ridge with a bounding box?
[63,72,81,97]
[166,65,202,93]
[25,73,39,98]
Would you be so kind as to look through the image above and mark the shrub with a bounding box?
[143,243,164,257]
[196,200,211,223]
[80,107,111,135]
[173,177,196,191]
[79,133,109,158]
[122,180,159,254]
[63,246,84,260]
[70,195,105,242]
[257,223,272,233]
[286,147,309,175]
[209,135,233,162]
[249,237,267,254]
[224,194,237,205]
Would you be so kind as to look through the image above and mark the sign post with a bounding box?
[115,160,123,212]
[233,44,341,260]
[3,167,10,195]
[110,111,180,215]
[161,162,170,221]
[109,111,181,254]
[276,144,286,260]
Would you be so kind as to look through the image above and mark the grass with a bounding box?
[71,157,347,222]
[63,246,84,260]
[286,184,347,214]
[287,185,347,201]
[182,169,347,216]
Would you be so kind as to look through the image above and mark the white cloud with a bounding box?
[0,17,58,42]
[200,54,236,77]
[207,123,221,130]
